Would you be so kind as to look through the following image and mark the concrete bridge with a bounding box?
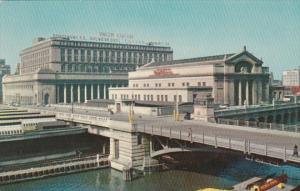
[215,102,300,124]
[21,104,300,174]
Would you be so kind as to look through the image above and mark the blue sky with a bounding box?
[0,0,299,79]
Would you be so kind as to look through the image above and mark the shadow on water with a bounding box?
[157,151,300,187]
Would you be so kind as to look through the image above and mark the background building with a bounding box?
[3,36,173,105]
[282,68,300,86]
[110,47,271,106]
[0,59,11,103]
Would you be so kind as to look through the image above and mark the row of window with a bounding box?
[131,82,207,88]
[0,129,23,136]
[60,48,170,65]
[60,63,135,73]
[21,63,50,74]
[111,94,183,102]
[22,49,50,67]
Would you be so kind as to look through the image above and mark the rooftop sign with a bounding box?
[150,68,178,77]
[52,32,170,47]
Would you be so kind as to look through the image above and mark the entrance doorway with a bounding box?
[44,93,49,105]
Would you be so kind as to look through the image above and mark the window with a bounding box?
[168,83,171,87]
[67,49,72,62]
[92,50,97,62]
[105,51,109,62]
[179,95,182,102]
[137,134,142,145]
[182,82,185,86]
[61,48,65,62]
[117,51,121,63]
[157,95,160,101]
[99,50,104,62]
[61,64,66,72]
[74,49,78,62]
[187,82,190,87]
[174,95,177,102]
[87,50,91,62]
[161,95,164,101]
[198,82,201,86]
[202,82,206,86]
[165,95,168,102]
[80,49,85,62]
[172,83,174,87]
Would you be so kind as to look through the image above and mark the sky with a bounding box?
[0,0,300,79]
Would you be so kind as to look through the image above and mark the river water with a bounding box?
[0,156,299,191]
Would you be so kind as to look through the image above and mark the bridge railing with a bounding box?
[215,102,300,117]
[135,123,300,164]
[216,118,300,133]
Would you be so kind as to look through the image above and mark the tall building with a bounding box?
[110,47,271,106]
[282,68,300,86]
[3,36,173,105]
[0,59,11,103]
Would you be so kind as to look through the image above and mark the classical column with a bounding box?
[64,84,67,104]
[252,80,257,105]
[239,80,242,106]
[97,84,100,99]
[257,80,262,104]
[246,81,249,105]
[229,80,235,106]
[84,84,87,102]
[103,84,107,99]
[223,78,229,105]
[264,82,270,103]
[77,84,81,103]
[70,84,74,103]
[91,84,94,100]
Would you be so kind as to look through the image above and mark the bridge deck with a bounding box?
[20,105,300,164]
[135,120,300,163]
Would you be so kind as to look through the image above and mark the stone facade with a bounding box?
[110,47,270,106]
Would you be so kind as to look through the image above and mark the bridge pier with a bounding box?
[108,122,158,177]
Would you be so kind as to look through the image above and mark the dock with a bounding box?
[0,156,110,185]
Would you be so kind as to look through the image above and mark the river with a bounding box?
[0,156,299,191]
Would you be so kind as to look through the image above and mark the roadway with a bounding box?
[23,105,300,148]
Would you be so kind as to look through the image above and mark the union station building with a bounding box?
[109,46,271,106]
[2,36,173,105]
